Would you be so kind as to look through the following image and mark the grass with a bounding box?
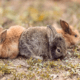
[0,57,80,80]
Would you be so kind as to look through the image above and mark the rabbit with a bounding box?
[54,20,80,47]
[19,25,67,60]
[0,25,25,59]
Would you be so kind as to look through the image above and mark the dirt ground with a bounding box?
[0,0,80,80]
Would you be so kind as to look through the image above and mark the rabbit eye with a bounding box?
[57,48,60,52]
[74,35,77,37]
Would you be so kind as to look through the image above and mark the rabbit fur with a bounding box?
[0,25,25,59]
[19,25,67,60]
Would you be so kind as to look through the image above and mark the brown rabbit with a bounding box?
[55,20,80,47]
[0,25,25,59]
[19,25,67,60]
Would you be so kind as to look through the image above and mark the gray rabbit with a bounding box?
[19,25,67,60]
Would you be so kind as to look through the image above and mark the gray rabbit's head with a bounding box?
[47,25,67,60]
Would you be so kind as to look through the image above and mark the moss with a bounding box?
[0,63,12,74]
[26,58,42,66]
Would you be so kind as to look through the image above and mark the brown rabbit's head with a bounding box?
[47,25,67,60]
[60,20,80,47]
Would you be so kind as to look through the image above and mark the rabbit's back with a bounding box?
[19,27,49,59]
[7,25,25,42]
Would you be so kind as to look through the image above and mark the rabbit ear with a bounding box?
[0,26,3,32]
[47,25,57,46]
[60,20,72,35]
[0,29,7,44]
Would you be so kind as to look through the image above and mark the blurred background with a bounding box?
[0,0,80,29]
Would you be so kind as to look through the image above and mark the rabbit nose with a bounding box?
[63,51,67,57]
[71,42,75,45]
